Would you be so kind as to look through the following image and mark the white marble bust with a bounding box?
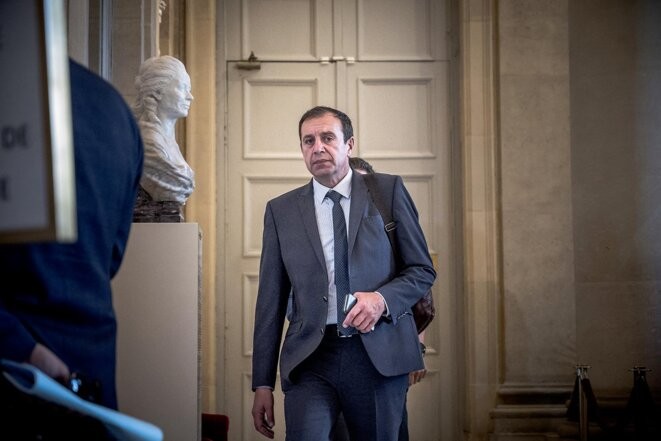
[133,55,194,204]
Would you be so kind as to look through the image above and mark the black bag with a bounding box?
[362,173,436,334]
[412,289,435,333]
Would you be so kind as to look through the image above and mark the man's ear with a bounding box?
[346,136,355,152]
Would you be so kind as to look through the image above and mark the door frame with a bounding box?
[181,1,481,439]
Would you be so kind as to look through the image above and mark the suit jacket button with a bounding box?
[322,296,328,302]
[321,327,325,334]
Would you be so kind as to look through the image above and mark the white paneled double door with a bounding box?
[222,1,455,440]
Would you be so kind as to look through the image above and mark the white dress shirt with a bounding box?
[312,169,353,325]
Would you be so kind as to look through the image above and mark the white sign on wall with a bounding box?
[0,0,76,243]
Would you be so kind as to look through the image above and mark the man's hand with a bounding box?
[28,343,70,383]
[252,387,275,438]
[409,332,427,385]
[342,291,385,333]
[409,368,427,386]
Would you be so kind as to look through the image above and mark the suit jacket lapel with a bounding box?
[297,180,326,269]
[348,172,369,256]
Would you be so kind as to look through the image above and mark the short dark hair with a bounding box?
[349,157,375,174]
[298,106,354,143]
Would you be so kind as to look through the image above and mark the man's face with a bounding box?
[300,113,354,188]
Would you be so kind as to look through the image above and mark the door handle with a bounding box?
[236,51,261,70]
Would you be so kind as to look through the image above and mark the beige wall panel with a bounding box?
[226,0,333,60]
[356,0,446,60]
[230,62,336,158]
[242,272,260,355]
[400,174,435,251]
[358,79,433,157]
[243,78,332,159]
[348,61,448,160]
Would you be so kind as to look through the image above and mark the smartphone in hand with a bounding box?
[343,293,357,313]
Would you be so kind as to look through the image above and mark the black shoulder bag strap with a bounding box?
[362,173,399,259]
[361,173,436,334]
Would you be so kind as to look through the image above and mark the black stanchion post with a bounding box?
[568,365,593,440]
[627,366,656,439]
[577,365,591,441]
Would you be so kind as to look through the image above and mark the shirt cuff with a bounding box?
[374,291,390,317]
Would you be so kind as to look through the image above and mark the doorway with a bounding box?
[221,1,457,439]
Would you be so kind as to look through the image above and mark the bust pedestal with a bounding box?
[112,223,201,440]
[132,187,184,223]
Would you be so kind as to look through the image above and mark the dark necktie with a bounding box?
[326,190,355,336]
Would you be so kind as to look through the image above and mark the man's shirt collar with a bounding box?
[313,168,353,205]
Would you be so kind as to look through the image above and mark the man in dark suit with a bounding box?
[0,59,143,416]
[251,106,435,440]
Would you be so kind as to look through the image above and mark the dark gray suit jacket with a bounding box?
[252,172,436,391]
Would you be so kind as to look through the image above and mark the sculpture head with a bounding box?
[133,55,193,125]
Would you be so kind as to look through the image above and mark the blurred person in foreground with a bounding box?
[0,59,143,437]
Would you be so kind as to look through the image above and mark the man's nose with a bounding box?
[312,138,325,153]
